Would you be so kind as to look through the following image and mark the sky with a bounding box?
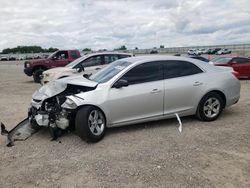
[0,0,250,51]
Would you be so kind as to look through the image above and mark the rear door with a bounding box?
[163,60,205,115]
[107,61,164,125]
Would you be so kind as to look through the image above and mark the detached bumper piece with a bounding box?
[1,118,38,147]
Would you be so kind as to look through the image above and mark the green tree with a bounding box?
[82,48,92,52]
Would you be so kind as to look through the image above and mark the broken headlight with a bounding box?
[61,98,78,109]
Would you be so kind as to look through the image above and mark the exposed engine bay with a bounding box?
[1,76,97,146]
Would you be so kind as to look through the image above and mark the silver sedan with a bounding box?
[29,55,240,142]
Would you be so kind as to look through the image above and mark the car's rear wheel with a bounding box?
[196,92,223,121]
[75,106,106,142]
[33,69,44,83]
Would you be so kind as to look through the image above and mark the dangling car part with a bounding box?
[1,119,37,147]
[1,75,97,146]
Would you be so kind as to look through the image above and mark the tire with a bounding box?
[75,106,106,142]
[33,69,44,83]
[196,92,224,121]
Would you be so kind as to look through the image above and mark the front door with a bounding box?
[107,61,164,125]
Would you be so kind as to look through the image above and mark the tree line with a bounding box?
[1,46,58,54]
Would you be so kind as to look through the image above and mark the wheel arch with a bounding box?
[200,90,226,109]
[32,65,48,72]
[76,104,107,124]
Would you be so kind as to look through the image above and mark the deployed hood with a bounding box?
[33,75,97,101]
[44,67,75,74]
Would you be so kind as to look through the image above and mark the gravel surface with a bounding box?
[0,61,249,188]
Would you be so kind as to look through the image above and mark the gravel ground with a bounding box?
[0,61,249,188]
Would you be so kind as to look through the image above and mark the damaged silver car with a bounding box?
[1,56,240,146]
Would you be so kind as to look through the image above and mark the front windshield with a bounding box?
[47,51,58,59]
[65,55,88,68]
[89,60,132,83]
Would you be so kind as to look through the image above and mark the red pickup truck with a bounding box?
[24,50,81,82]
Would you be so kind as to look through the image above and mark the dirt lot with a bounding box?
[0,61,249,188]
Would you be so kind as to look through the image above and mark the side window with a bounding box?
[118,54,131,59]
[55,51,68,59]
[70,51,78,59]
[82,56,103,67]
[104,55,119,64]
[121,61,163,85]
[233,58,250,64]
[165,61,203,79]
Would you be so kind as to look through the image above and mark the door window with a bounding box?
[164,61,203,79]
[55,51,68,59]
[104,55,119,64]
[82,56,103,67]
[121,61,163,85]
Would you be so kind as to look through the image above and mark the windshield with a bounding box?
[213,57,232,64]
[47,51,58,59]
[65,55,89,68]
[89,60,132,83]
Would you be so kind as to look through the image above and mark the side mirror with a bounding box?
[52,56,58,60]
[113,79,129,89]
[77,65,85,72]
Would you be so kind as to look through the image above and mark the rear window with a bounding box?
[70,51,78,59]
[164,61,203,79]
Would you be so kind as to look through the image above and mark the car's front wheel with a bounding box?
[196,92,224,121]
[33,69,44,83]
[75,106,106,142]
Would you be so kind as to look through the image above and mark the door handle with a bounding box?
[193,81,203,86]
[95,67,101,70]
[150,89,161,94]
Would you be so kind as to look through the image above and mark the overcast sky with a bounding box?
[0,0,250,51]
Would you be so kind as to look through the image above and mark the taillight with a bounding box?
[232,71,239,79]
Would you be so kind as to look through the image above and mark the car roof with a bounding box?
[123,55,202,64]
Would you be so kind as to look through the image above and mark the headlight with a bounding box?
[43,73,50,77]
[61,98,78,109]
[26,62,31,68]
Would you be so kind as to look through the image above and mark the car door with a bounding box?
[230,57,250,77]
[52,51,70,67]
[107,61,164,125]
[163,60,205,115]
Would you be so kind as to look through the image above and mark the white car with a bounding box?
[187,49,201,56]
[216,49,231,55]
[41,52,132,84]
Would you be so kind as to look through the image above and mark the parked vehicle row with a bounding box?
[41,52,132,84]
[0,55,45,61]
[188,48,231,55]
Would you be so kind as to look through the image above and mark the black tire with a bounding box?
[75,106,106,142]
[33,69,44,83]
[196,92,224,121]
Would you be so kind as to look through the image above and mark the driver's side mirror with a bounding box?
[77,65,85,72]
[52,56,58,60]
[112,79,129,89]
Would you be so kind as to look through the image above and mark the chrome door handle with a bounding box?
[151,89,161,94]
[193,81,203,86]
